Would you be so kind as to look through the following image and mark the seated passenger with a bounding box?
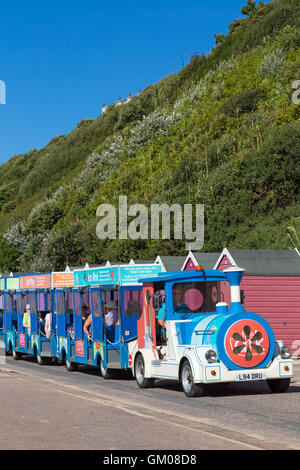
[44,312,51,339]
[83,300,118,341]
[67,303,91,339]
[23,304,31,335]
[104,300,118,327]
[81,303,89,323]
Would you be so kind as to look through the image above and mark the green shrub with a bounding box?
[218,88,263,116]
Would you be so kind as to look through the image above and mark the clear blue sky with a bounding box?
[0,0,270,165]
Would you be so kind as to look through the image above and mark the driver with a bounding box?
[157,301,166,330]
[172,284,188,312]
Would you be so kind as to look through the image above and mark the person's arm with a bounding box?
[45,315,50,339]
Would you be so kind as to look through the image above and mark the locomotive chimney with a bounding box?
[223,267,245,313]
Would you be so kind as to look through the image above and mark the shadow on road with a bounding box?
[8,355,300,397]
[152,378,300,398]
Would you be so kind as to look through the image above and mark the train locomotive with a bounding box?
[131,265,294,397]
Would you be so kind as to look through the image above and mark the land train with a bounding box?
[0,264,294,397]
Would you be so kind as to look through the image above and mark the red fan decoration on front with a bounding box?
[224,319,270,368]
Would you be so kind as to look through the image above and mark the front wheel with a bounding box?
[267,378,290,393]
[37,355,47,366]
[134,354,155,389]
[65,360,78,371]
[12,349,21,360]
[100,360,114,380]
[180,359,205,397]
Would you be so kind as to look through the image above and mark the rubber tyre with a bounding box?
[180,359,205,397]
[100,360,114,380]
[134,354,155,389]
[12,349,22,360]
[65,360,79,371]
[267,378,290,393]
[37,355,47,366]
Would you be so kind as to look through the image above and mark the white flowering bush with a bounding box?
[127,110,182,157]
[173,77,208,112]
[259,48,286,77]
[77,135,123,181]
[216,56,237,71]
[174,58,237,114]
[3,220,28,252]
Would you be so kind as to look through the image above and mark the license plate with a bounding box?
[235,372,266,382]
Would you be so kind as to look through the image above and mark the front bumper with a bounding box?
[195,358,294,384]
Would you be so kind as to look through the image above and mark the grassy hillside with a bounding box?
[0,0,300,272]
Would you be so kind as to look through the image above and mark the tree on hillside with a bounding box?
[241,0,257,17]
[214,33,225,45]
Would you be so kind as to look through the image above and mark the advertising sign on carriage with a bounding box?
[74,264,162,287]
[119,265,162,284]
[6,277,20,290]
[52,272,74,288]
[74,266,119,287]
[20,273,51,289]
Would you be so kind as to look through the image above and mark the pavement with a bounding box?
[0,354,300,451]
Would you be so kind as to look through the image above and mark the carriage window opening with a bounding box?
[73,292,81,316]
[12,295,17,312]
[17,295,23,315]
[65,292,73,315]
[40,292,47,313]
[81,291,89,312]
[30,293,37,314]
[37,293,42,313]
[47,292,52,312]
[56,292,64,315]
[7,295,13,313]
[23,294,29,309]
[124,289,142,317]
[172,281,220,314]
[91,291,101,317]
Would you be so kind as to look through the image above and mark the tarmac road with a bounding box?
[0,355,300,451]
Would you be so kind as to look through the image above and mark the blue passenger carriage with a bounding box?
[54,263,162,377]
[3,273,55,364]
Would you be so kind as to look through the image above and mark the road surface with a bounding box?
[0,355,299,451]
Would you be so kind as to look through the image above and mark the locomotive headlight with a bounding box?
[280,346,291,359]
[205,349,217,363]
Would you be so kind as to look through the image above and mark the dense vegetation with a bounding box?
[0,0,300,272]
